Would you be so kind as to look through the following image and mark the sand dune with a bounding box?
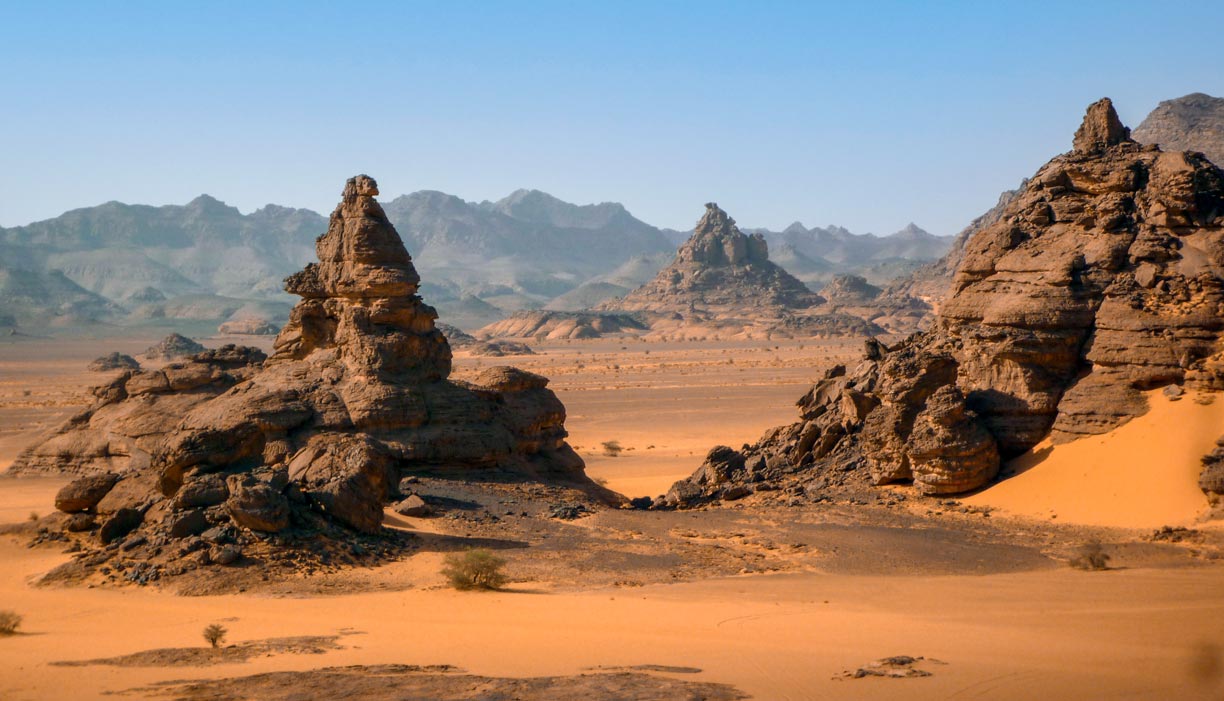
[966,391,1224,529]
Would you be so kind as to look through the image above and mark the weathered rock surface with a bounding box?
[478,310,648,340]
[880,187,1024,322]
[435,323,476,347]
[819,274,930,334]
[143,333,206,360]
[54,473,120,513]
[468,340,535,357]
[891,92,1224,318]
[16,175,603,583]
[1201,437,1224,507]
[666,98,1224,505]
[87,353,141,372]
[602,203,822,314]
[478,204,886,341]
[10,345,267,476]
[218,317,278,335]
[1133,92,1224,167]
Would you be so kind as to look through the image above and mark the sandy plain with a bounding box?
[1,332,1223,700]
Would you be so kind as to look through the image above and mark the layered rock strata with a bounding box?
[15,176,596,582]
[667,99,1224,505]
[599,203,823,314]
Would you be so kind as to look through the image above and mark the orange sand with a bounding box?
[966,391,1224,529]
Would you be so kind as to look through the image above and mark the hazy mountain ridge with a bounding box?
[0,188,949,332]
[1133,92,1224,167]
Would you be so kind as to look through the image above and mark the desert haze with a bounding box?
[4,5,1224,700]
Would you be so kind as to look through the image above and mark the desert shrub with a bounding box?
[442,549,508,590]
[27,512,39,522]
[0,611,22,635]
[1069,541,1111,571]
[593,476,609,487]
[601,440,623,457]
[202,623,228,648]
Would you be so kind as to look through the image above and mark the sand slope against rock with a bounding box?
[666,98,1224,509]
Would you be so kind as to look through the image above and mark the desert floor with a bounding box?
[2,333,1223,700]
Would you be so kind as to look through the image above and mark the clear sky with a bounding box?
[1,1,1221,236]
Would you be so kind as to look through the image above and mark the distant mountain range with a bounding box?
[0,188,950,333]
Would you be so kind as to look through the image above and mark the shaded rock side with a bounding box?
[88,352,141,372]
[891,91,1224,317]
[17,176,598,581]
[1201,437,1224,507]
[144,333,206,360]
[9,345,267,476]
[667,98,1224,505]
[478,310,649,340]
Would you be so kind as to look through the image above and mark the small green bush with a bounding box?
[202,623,227,648]
[0,610,22,635]
[442,549,508,590]
[1069,541,1111,571]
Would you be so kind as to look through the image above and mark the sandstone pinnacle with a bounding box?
[1072,97,1132,152]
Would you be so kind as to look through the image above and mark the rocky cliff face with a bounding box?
[1133,92,1224,167]
[12,176,600,582]
[665,98,1224,506]
[891,92,1224,318]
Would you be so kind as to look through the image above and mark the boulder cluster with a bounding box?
[15,175,595,580]
[667,99,1224,506]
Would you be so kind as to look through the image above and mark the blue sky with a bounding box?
[1,1,1221,236]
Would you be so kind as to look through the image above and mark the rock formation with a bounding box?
[599,203,823,315]
[478,310,649,340]
[468,340,535,357]
[143,333,206,360]
[14,175,599,583]
[665,98,1224,505]
[87,352,141,372]
[435,322,477,347]
[891,91,1224,319]
[476,203,886,341]
[1133,92,1224,167]
[880,187,1023,317]
[12,345,267,476]
[218,317,278,335]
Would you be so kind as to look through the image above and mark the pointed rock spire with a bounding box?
[1073,97,1131,152]
[679,202,769,267]
[600,202,821,315]
[271,174,451,381]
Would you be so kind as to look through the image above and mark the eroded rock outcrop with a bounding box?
[666,98,1224,505]
[88,352,141,372]
[11,345,267,476]
[583,204,884,339]
[601,203,822,314]
[16,175,599,583]
[478,310,649,340]
[1133,92,1224,168]
[217,317,278,335]
[144,333,206,360]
